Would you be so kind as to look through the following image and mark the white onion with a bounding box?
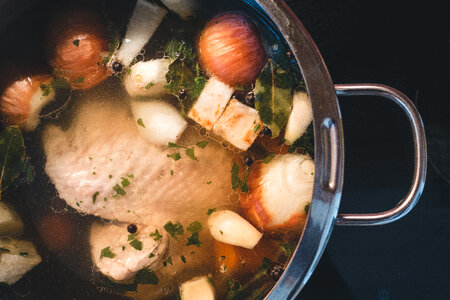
[284,91,313,144]
[130,100,187,146]
[180,276,215,300]
[208,210,262,249]
[124,59,171,97]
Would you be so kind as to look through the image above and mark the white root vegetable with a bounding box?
[124,59,171,97]
[213,99,263,151]
[114,0,167,66]
[160,0,198,20]
[241,154,314,231]
[130,100,187,146]
[188,77,234,131]
[0,237,42,285]
[284,91,313,144]
[25,85,56,131]
[0,202,24,237]
[208,210,262,249]
[90,222,168,282]
[180,276,215,300]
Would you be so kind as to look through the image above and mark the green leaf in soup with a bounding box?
[254,59,293,137]
[0,126,25,193]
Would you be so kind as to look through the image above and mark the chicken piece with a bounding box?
[90,222,168,282]
[0,202,24,237]
[188,77,234,130]
[0,237,42,285]
[213,99,263,151]
[42,87,234,225]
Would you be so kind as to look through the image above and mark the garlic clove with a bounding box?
[208,210,262,249]
[130,100,187,146]
[198,13,267,87]
[240,154,314,232]
[188,77,234,131]
[0,75,55,131]
[114,0,167,67]
[213,99,263,151]
[124,59,171,97]
[284,91,313,145]
[179,276,215,300]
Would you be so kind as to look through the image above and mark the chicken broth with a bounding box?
[0,0,314,299]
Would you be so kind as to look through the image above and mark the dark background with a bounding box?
[286,0,450,299]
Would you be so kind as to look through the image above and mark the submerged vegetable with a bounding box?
[0,126,25,194]
[179,276,215,300]
[284,91,313,144]
[0,75,55,130]
[0,202,24,237]
[198,13,267,87]
[47,8,109,89]
[240,154,314,232]
[124,59,171,97]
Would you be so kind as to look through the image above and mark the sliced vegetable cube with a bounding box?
[180,276,215,300]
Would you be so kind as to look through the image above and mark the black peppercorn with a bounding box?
[269,263,285,280]
[179,89,187,99]
[112,61,123,73]
[261,126,272,136]
[127,223,137,234]
[245,91,255,107]
[244,156,254,166]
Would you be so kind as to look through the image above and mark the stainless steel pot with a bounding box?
[248,0,426,298]
[0,0,427,299]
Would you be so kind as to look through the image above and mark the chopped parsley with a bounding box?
[40,83,52,96]
[73,77,84,84]
[180,255,186,263]
[163,256,173,266]
[167,152,181,161]
[149,229,163,241]
[128,174,134,178]
[100,246,115,259]
[187,221,203,234]
[73,39,80,47]
[122,246,126,251]
[109,175,113,179]
[149,252,155,258]
[92,191,99,204]
[207,208,216,215]
[121,177,130,187]
[164,221,184,240]
[170,170,174,176]
[220,230,224,235]
[129,239,143,251]
[280,243,297,257]
[113,184,126,196]
[206,181,212,185]
[145,82,154,89]
[135,269,159,285]
[167,142,187,149]
[0,247,11,253]
[185,147,197,160]
[230,163,250,193]
[128,234,137,241]
[186,233,202,247]
[253,123,261,133]
[89,156,93,160]
[196,141,209,148]
[137,118,145,128]
[263,154,276,164]
[304,202,311,213]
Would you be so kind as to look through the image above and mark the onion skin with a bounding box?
[47,8,109,90]
[198,13,267,87]
[0,75,52,127]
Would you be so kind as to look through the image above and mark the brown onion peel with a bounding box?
[198,13,267,87]
[46,8,110,90]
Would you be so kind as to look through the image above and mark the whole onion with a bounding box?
[198,13,267,87]
[47,8,109,90]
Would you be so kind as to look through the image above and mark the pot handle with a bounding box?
[333,84,427,226]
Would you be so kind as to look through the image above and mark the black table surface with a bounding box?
[286,0,450,299]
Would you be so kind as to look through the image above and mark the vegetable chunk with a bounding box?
[213,99,263,151]
[124,59,171,97]
[0,202,24,237]
[180,276,215,300]
[284,91,313,144]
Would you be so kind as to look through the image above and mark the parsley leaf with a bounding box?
[129,239,143,251]
[187,221,203,234]
[180,255,186,263]
[113,184,126,196]
[137,118,145,128]
[196,141,209,148]
[167,142,187,149]
[149,229,163,241]
[128,234,137,241]
[167,152,181,161]
[164,221,184,240]
[207,208,216,215]
[92,191,99,204]
[186,232,202,247]
[135,269,159,284]
[280,243,297,257]
[145,82,154,89]
[121,177,130,187]
[73,39,80,47]
[230,163,250,193]
[163,256,173,266]
[304,202,311,213]
[100,246,115,259]
[185,147,197,161]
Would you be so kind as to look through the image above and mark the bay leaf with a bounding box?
[254,59,293,137]
[0,126,25,193]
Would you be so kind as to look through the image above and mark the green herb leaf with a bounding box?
[167,142,187,149]
[196,141,209,148]
[149,229,163,241]
[73,39,80,47]
[0,247,11,253]
[100,246,115,259]
[137,118,145,128]
[231,163,241,191]
[128,234,137,241]
[73,77,84,84]
[304,202,311,214]
[167,152,181,161]
[163,256,173,266]
[135,268,159,284]
[187,221,203,234]
[149,252,155,258]
[164,221,184,240]
[288,124,314,157]
[92,191,99,204]
[145,82,154,89]
[180,255,186,263]
[128,174,134,178]
[263,154,276,164]
[255,59,293,137]
[0,127,25,193]
[280,243,297,257]
[40,83,52,96]
[113,184,126,196]
[185,147,197,161]
[121,177,130,188]
[186,232,202,247]
[129,239,143,251]
[207,208,216,215]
